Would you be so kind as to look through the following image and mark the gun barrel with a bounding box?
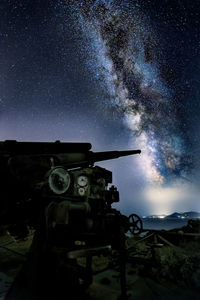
[90,149,141,164]
[0,140,141,169]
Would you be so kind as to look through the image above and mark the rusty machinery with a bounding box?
[0,140,142,299]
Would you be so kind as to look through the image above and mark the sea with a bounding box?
[142,218,189,231]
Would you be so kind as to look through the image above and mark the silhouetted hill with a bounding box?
[165,212,181,219]
[165,211,200,219]
[145,211,200,219]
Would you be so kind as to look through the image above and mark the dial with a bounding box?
[48,167,71,195]
[77,175,88,187]
[78,187,85,196]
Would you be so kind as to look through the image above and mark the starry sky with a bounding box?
[1,0,200,216]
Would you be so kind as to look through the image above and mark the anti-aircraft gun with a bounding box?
[0,140,142,300]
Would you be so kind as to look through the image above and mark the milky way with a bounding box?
[1,0,199,214]
[70,0,192,184]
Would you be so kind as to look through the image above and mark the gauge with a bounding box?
[48,167,71,194]
[77,175,88,187]
[78,187,85,196]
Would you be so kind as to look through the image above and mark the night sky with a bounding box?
[1,0,200,216]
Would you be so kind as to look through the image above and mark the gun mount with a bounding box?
[1,140,142,300]
[0,140,140,224]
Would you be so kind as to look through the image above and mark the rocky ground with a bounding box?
[1,221,200,299]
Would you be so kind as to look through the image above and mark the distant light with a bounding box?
[144,182,200,216]
[144,185,183,215]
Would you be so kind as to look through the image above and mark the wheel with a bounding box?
[128,214,143,235]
